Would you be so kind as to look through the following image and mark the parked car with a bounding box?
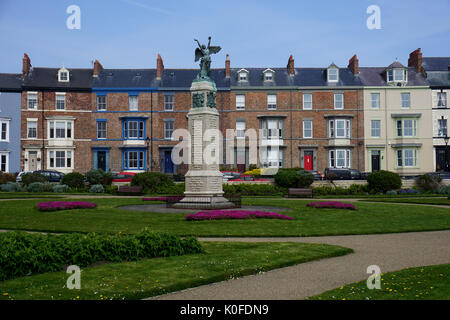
[360,172,370,180]
[15,171,32,182]
[33,170,65,183]
[228,174,269,182]
[428,172,450,180]
[112,172,136,184]
[324,168,352,180]
[349,169,362,180]
[221,171,241,182]
[306,170,323,181]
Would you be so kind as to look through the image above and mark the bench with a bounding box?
[117,186,143,195]
[288,188,313,198]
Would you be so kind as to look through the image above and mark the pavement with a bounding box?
[150,230,450,300]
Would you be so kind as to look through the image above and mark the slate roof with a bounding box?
[387,61,406,69]
[93,69,157,89]
[159,69,230,89]
[23,67,93,90]
[422,57,450,71]
[359,67,428,86]
[0,73,22,92]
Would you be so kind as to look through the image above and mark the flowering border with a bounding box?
[307,201,356,210]
[37,201,97,212]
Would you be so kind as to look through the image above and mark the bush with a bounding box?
[296,170,314,188]
[131,172,174,194]
[42,182,54,192]
[61,172,85,189]
[21,173,47,186]
[105,185,118,195]
[223,183,286,196]
[367,170,401,193]
[53,184,69,193]
[0,230,203,281]
[85,169,114,186]
[0,172,15,184]
[416,174,441,193]
[386,190,397,196]
[89,184,105,193]
[0,182,22,192]
[439,185,450,195]
[27,182,44,193]
[274,170,300,188]
[154,183,185,195]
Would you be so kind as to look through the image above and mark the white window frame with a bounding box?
[48,120,73,140]
[371,93,380,109]
[371,120,381,138]
[96,121,107,139]
[58,68,69,82]
[328,68,338,82]
[267,94,277,110]
[438,118,448,137]
[0,119,9,142]
[334,93,344,110]
[236,120,245,139]
[303,93,312,110]
[401,93,411,108]
[164,94,174,111]
[260,146,283,168]
[329,119,351,138]
[0,152,9,172]
[97,95,106,111]
[27,92,38,110]
[303,120,313,138]
[48,150,73,169]
[238,69,248,82]
[329,149,351,168]
[55,93,66,110]
[236,94,245,110]
[437,92,447,108]
[129,95,138,111]
[397,149,417,167]
[27,120,38,139]
[164,119,174,140]
[263,69,274,82]
[396,119,417,137]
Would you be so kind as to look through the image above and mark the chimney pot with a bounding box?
[225,54,230,78]
[93,60,103,77]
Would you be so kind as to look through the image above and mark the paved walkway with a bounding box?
[150,230,450,300]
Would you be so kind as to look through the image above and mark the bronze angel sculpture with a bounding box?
[194,37,221,79]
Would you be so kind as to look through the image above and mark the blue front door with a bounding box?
[164,150,174,173]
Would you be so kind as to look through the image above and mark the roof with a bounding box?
[0,73,22,92]
[387,61,406,69]
[422,57,450,71]
[159,69,230,89]
[23,67,92,90]
[359,67,428,86]
[93,69,157,89]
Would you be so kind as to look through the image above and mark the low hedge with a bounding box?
[131,172,174,194]
[223,183,286,196]
[61,172,85,189]
[0,230,203,281]
[0,172,15,184]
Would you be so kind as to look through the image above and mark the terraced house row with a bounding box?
[0,48,448,176]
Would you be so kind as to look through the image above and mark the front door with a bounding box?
[29,151,38,171]
[304,151,313,170]
[371,151,380,172]
[164,150,174,173]
[97,151,107,171]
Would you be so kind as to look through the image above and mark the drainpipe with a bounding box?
[290,89,293,168]
[384,88,388,170]
[41,91,45,170]
[150,91,153,172]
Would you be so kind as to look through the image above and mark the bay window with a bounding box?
[329,149,351,168]
[260,146,283,168]
[49,120,72,139]
[397,149,418,167]
[261,118,284,139]
[122,118,145,140]
[396,119,417,137]
[328,119,351,138]
[49,150,72,169]
[123,149,145,170]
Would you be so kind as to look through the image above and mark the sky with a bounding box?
[0,0,449,73]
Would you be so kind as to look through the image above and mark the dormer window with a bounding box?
[58,67,69,82]
[327,63,339,83]
[237,69,249,82]
[263,69,274,82]
[386,62,408,85]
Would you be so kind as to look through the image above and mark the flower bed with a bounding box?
[142,197,168,201]
[307,201,356,210]
[185,210,293,221]
[37,201,97,212]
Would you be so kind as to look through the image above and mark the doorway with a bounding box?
[97,151,106,171]
[163,150,174,173]
[29,151,38,171]
[371,150,380,172]
[304,151,313,170]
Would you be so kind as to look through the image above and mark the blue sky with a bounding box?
[0,0,449,73]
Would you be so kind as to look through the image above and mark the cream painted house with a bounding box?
[360,62,433,176]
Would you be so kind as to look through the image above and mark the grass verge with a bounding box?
[361,198,450,206]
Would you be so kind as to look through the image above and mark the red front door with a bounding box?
[304,155,313,170]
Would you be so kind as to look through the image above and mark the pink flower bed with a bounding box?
[307,201,356,210]
[142,197,168,201]
[185,210,293,221]
[37,201,97,212]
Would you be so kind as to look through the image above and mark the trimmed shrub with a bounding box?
[131,172,174,194]
[21,173,47,186]
[274,170,299,188]
[416,174,441,193]
[0,230,203,281]
[439,185,450,195]
[42,182,54,192]
[86,169,114,186]
[223,183,286,196]
[89,184,105,193]
[296,170,314,188]
[61,172,85,189]
[27,182,44,193]
[386,190,397,196]
[367,170,401,193]
[53,184,70,193]
[155,182,185,195]
[0,172,15,184]
[0,182,22,192]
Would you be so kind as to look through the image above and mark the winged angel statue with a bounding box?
[194,37,221,80]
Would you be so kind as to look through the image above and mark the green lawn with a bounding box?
[309,264,450,300]
[361,198,450,206]
[0,197,449,236]
[0,241,351,300]
[0,192,64,199]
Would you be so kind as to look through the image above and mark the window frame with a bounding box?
[0,152,9,172]
[27,92,38,110]
[303,120,313,138]
[97,95,107,111]
[303,93,312,110]
[129,95,139,111]
[48,150,73,169]
[371,120,381,138]
[236,120,246,139]
[96,120,107,139]
[48,120,73,140]
[329,149,351,168]
[401,92,411,108]
[371,93,380,109]
[396,148,418,168]
[327,68,338,82]
[55,93,66,110]
[438,118,448,137]
[164,94,174,111]
[236,94,245,110]
[267,94,277,110]
[27,120,38,139]
[164,119,175,140]
[334,93,344,110]
[328,119,351,138]
[0,120,9,142]
[396,119,417,137]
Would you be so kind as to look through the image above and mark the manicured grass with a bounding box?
[309,264,450,300]
[314,194,444,199]
[0,192,64,199]
[0,241,352,300]
[0,197,449,236]
[361,198,450,206]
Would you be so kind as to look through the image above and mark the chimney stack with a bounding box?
[156,54,164,80]
[225,54,230,78]
[287,55,295,76]
[22,53,31,79]
[93,60,103,77]
[408,48,423,73]
[348,54,359,75]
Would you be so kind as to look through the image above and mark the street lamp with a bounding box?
[146,136,150,172]
[444,134,449,172]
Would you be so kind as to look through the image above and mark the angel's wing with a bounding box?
[209,46,221,54]
[195,48,203,62]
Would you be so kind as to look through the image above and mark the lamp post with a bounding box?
[444,134,449,172]
[146,136,150,172]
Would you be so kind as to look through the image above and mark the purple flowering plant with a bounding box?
[185,210,293,221]
[37,201,97,212]
[307,201,356,210]
[142,197,168,201]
